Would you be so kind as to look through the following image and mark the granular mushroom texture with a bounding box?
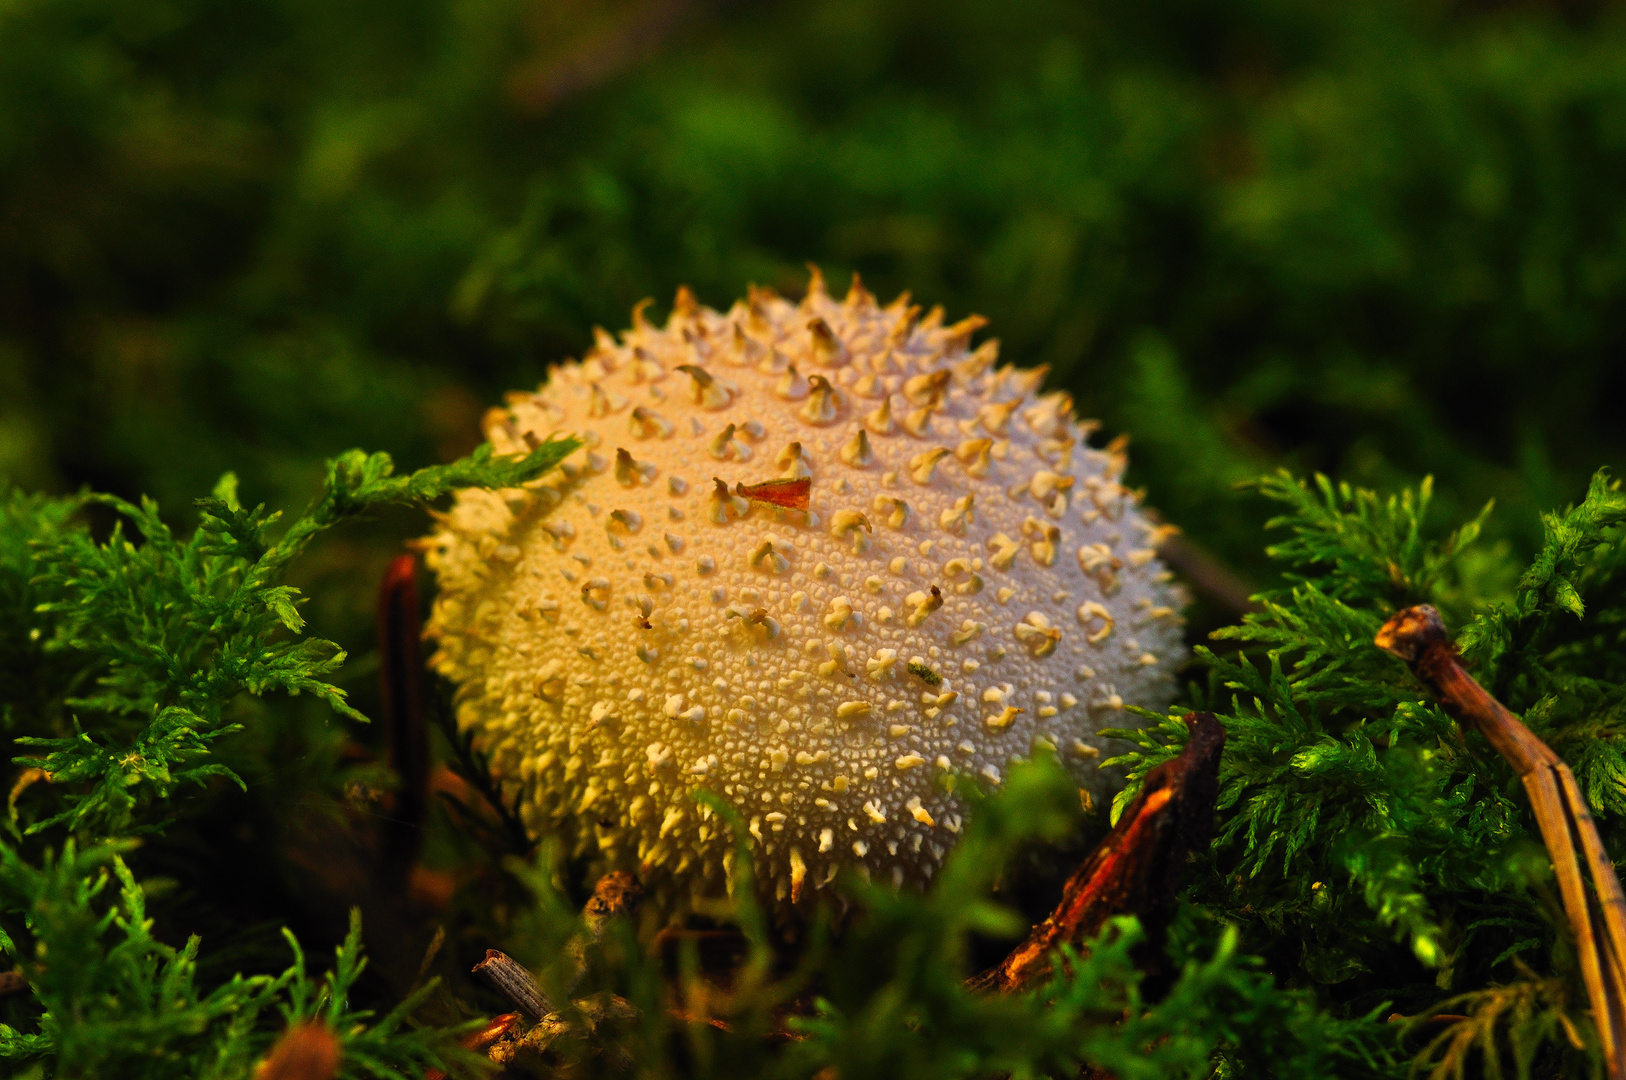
[423,270,1188,915]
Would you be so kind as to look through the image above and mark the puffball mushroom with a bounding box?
[423,269,1187,915]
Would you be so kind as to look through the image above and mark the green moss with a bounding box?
[2,453,1621,1076]
[3,2,1625,1074]
[906,661,942,687]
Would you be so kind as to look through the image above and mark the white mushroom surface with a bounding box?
[423,271,1187,915]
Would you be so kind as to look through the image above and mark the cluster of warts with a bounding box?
[425,270,1186,915]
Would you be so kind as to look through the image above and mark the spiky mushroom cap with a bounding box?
[423,270,1187,915]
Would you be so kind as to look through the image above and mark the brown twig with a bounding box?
[460,879,653,1074]
[472,950,554,1022]
[378,553,430,873]
[970,711,1226,994]
[1376,604,1626,1079]
[1388,1012,1471,1026]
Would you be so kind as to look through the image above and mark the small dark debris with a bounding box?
[907,662,941,686]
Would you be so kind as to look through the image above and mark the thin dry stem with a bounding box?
[1377,604,1626,1079]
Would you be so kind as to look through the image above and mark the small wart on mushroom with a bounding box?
[423,270,1187,917]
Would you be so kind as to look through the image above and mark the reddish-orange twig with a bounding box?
[970,711,1225,994]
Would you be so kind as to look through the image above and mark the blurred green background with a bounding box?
[4,0,1625,611]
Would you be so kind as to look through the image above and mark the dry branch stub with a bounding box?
[472,950,554,1022]
[1377,604,1626,1080]
[970,710,1224,994]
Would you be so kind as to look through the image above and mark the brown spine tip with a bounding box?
[955,437,994,477]
[865,395,897,435]
[902,404,936,437]
[943,313,989,350]
[777,440,813,479]
[885,304,921,345]
[841,428,875,467]
[804,263,828,302]
[1008,363,1050,396]
[906,586,944,626]
[978,398,1021,435]
[629,347,665,383]
[672,284,700,321]
[903,369,952,407]
[746,287,773,332]
[776,364,809,401]
[808,317,848,367]
[710,477,751,522]
[629,406,673,438]
[614,447,646,486]
[678,363,735,409]
[874,495,911,529]
[954,338,1000,382]
[908,447,951,484]
[801,374,840,424]
[845,271,876,309]
[631,297,655,333]
[708,423,740,461]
